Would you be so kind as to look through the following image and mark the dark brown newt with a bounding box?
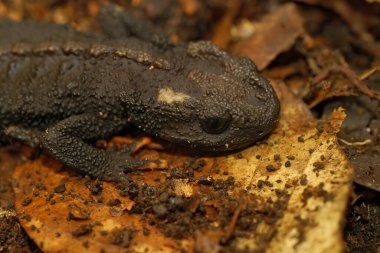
[0,5,280,181]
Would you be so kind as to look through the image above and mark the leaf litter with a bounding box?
[0,0,377,252]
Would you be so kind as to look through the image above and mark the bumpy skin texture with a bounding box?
[0,6,280,181]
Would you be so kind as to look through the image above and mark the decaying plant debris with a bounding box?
[0,1,379,253]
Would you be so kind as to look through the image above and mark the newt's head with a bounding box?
[125,41,280,152]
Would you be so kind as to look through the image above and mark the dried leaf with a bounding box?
[210,0,240,49]
[297,0,380,59]
[309,65,380,108]
[231,3,304,70]
[176,0,199,16]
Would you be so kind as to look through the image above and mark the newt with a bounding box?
[0,5,280,181]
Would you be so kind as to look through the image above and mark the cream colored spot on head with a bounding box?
[158,87,190,104]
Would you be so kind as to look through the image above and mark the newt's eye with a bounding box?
[200,113,231,134]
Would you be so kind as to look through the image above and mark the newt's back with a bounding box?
[0,21,86,128]
[0,20,169,133]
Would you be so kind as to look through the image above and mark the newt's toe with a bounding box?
[129,137,152,153]
[138,159,168,170]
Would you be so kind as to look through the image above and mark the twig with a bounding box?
[359,66,380,81]
[338,138,372,146]
[312,65,380,100]
[221,194,246,243]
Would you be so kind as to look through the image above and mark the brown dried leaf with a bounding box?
[13,159,182,252]
[297,0,380,59]
[210,0,240,49]
[309,66,380,108]
[13,81,352,253]
[176,0,199,16]
[231,3,305,70]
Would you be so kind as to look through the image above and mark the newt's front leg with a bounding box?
[6,113,164,181]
